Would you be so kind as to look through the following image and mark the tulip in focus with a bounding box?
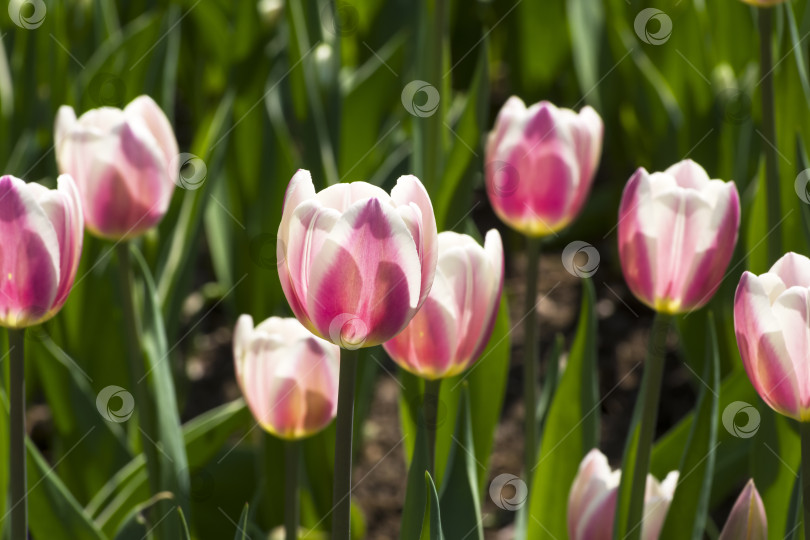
[734,252,810,421]
[618,159,740,314]
[718,479,767,540]
[568,449,678,540]
[233,315,340,439]
[485,97,603,237]
[277,170,438,349]
[54,95,178,240]
[383,230,503,379]
[0,175,83,328]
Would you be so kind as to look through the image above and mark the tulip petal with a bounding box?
[770,251,810,289]
[719,480,767,540]
[124,95,179,169]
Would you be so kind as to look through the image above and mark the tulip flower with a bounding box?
[718,480,767,540]
[383,229,503,379]
[618,159,740,314]
[277,170,438,350]
[568,449,678,540]
[0,174,83,328]
[485,97,603,238]
[233,314,340,439]
[734,252,810,421]
[54,95,178,240]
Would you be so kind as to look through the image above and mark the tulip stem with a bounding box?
[619,312,671,540]
[332,347,358,540]
[523,236,541,476]
[800,421,810,540]
[115,244,161,502]
[759,7,782,265]
[285,440,300,540]
[424,378,442,477]
[9,328,27,540]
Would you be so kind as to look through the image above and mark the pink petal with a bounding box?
[124,95,179,170]
[719,480,767,540]
[770,251,810,289]
[618,168,656,309]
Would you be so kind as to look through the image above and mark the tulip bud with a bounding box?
[734,252,810,421]
[485,97,603,237]
[276,170,438,349]
[54,95,179,240]
[618,159,740,314]
[568,449,678,540]
[719,480,767,540]
[0,175,83,328]
[233,315,340,439]
[383,229,503,379]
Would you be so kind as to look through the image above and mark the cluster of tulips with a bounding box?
[3,44,806,540]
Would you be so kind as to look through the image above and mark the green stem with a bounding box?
[285,440,300,540]
[9,328,26,540]
[759,7,782,265]
[424,378,442,477]
[800,421,810,540]
[523,237,541,476]
[115,243,160,500]
[622,312,671,540]
[331,347,358,540]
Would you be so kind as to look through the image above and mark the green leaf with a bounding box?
[566,0,604,109]
[526,279,599,538]
[660,312,721,539]
[178,506,191,540]
[234,503,249,540]
[420,472,444,540]
[401,412,429,540]
[438,385,482,540]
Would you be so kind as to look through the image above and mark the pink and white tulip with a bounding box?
[734,252,810,421]
[568,449,678,540]
[383,230,503,380]
[54,95,178,240]
[277,170,438,349]
[718,480,767,540]
[0,175,83,328]
[233,315,340,439]
[485,97,603,237]
[618,160,740,314]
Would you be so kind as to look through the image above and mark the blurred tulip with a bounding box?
[734,252,810,421]
[383,230,503,379]
[233,314,340,439]
[568,449,678,540]
[618,160,740,314]
[485,97,603,237]
[719,479,767,540]
[277,170,438,349]
[54,95,178,240]
[0,174,83,328]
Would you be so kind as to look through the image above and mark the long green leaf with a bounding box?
[420,472,444,540]
[401,412,429,540]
